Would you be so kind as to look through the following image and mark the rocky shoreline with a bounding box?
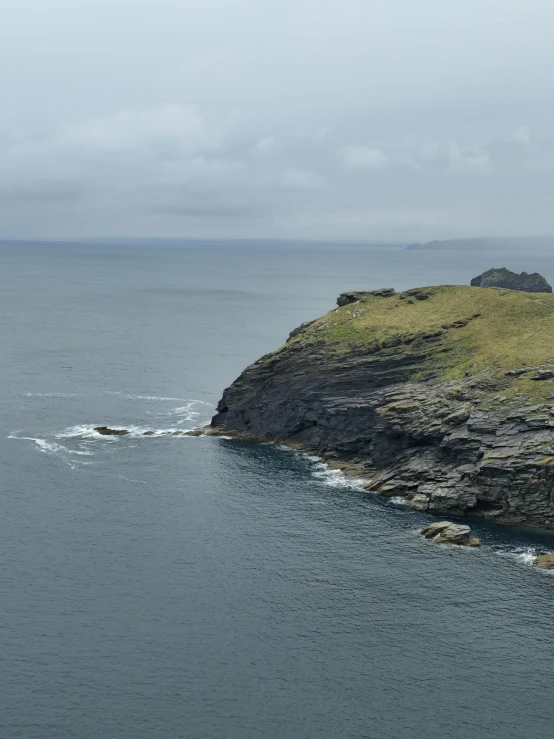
[210,284,554,533]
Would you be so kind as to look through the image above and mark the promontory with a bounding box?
[211,284,554,530]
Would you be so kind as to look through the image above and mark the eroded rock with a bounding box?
[434,523,471,545]
[420,521,452,539]
[420,521,481,547]
[533,553,554,569]
[471,267,552,293]
[336,288,395,307]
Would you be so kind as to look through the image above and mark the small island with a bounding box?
[211,276,554,533]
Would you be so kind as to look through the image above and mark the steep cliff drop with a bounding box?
[211,285,554,529]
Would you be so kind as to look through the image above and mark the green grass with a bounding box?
[284,286,554,399]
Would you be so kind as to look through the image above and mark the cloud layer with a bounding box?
[1,0,554,240]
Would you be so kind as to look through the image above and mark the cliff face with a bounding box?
[212,286,554,529]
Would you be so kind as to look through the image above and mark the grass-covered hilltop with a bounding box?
[287,285,554,401]
[211,280,554,530]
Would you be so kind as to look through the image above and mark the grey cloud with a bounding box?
[1,0,554,239]
[0,180,87,202]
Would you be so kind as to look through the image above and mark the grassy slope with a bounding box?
[287,286,554,400]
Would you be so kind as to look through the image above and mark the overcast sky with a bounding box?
[1,0,554,241]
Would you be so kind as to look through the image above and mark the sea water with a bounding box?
[2,240,554,739]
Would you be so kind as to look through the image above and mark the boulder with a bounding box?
[471,268,552,293]
[94,426,129,436]
[533,552,554,569]
[419,521,481,546]
[337,291,369,307]
[420,521,453,539]
[434,523,471,545]
[408,494,430,511]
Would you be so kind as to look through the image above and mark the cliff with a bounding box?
[211,285,554,529]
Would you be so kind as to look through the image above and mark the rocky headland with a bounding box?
[211,282,554,531]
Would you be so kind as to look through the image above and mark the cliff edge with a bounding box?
[212,285,554,529]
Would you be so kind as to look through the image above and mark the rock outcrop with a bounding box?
[93,426,202,437]
[211,284,554,529]
[533,553,554,569]
[337,288,395,306]
[471,268,552,293]
[420,521,481,546]
[94,426,129,436]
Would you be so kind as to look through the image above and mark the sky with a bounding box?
[1,0,554,242]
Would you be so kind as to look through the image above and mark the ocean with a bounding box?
[2,240,554,739]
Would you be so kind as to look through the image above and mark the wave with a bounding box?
[107,392,212,404]
[8,433,93,469]
[23,392,80,398]
[308,457,366,490]
[55,424,204,439]
[497,548,539,568]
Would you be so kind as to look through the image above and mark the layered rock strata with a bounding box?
[211,285,554,529]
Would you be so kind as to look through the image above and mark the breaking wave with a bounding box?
[55,425,201,439]
[497,548,539,567]
[8,433,93,469]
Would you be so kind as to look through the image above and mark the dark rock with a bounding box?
[402,288,431,301]
[337,291,366,307]
[94,426,129,436]
[371,288,396,298]
[471,267,552,293]
[506,367,538,376]
[531,369,554,381]
[287,319,317,342]
[336,288,395,307]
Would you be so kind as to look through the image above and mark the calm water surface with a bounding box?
[2,242,554,739]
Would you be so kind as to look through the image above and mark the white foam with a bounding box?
[23,392,79,398]
[56,425,104,439]
[107,392,212,404]
[497,548,538,567]
[496,548,554,573]
[309,459,366,489]
[8,434,92,469]
[390,496,408,506]
[55,424,202,439]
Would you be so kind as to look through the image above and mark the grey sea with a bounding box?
[2,240,554,739]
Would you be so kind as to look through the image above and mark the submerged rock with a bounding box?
[533,552,554,569]
[471,267,552,293]
[94,426,129,436]
[94,426,204,437]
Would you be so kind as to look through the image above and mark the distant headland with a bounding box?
[406,236,554,251]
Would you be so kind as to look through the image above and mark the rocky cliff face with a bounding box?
[211,285,554,529]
